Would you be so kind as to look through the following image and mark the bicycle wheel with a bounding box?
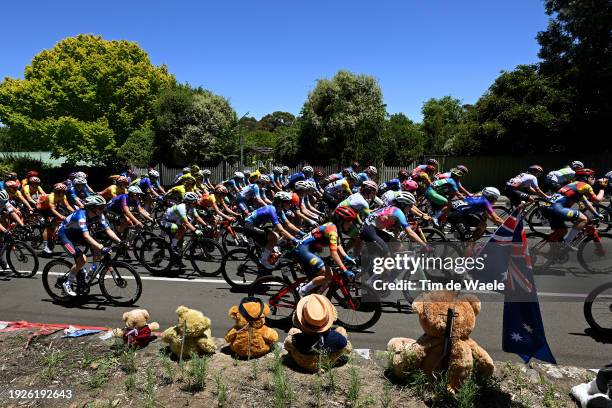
[41,259,74,303]
[139,237,173,274]
[221,226,248,253]
[421,227,447,243]
[583,282,612,335]
[248,275,299,326]
[28,226,45,250]
[577,233,612,274]
[132,231,156,262]
[189,238,225,277]
[7,241,39,278]
[527,232,555,270]
[99,261,142,306]
[526,205,549,233]
[593,204,612,233]
[221,248,262,290]
[326,281,382,331]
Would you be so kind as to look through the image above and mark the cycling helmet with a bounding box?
[26,170,39,178]
[273,166,282,174]
[214,185,229,194]
[258,174,270,183]
[234,171,245,179]
[302,166,314,174]
[314,168,325,178]
[281,166,290,173]
[53,183,68,193]
[333,206,358,223]
[575,168,595,179]
[190,165,200,174]
[605,171,612,180]
[450,168,463,179]
[202,169,212,176]
[425,165,436,173]
[29,176,41,184]
[274,191,293,202]
[148,169,160,178]
[182,167,190,173]
[182,175,196,184]
[306,180,318,191]
[73,177,87,185]
[341,168,351,177]
[482,187,501,202]
[528,164,544,173]
[401,179,418,192]
[361,180,378,193]
[394,191,417,207]
[456,165,469,174]
[398,169,409,180]
[127,186,143,195]
[84,195,107,208]
[295,181,310,191]
[0,190,8,204]
[116,176,129,185]
[426,158,439,166]
[570,161,584,170]
[346,172,358,182]
[183,192,199,203]
[5,180,19,189]
[366,165,377,175]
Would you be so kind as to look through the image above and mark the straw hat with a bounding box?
[293,294,337,334]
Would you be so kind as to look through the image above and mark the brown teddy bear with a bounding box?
[284,294,353,372]
[225,297,279,358]
[162,305,216,358]
[112,309,159,348]
[387,291,494,393]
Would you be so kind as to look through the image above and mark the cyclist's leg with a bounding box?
[560,205,587,244]
[261,228,280,268]
[58,231,86,293]
[296,245,327,296]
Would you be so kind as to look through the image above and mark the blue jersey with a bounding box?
[451,196,493,216]
[238,184,261,201]
[136,177,154,193]
[381,179,401,191]
[286,172,306,189]
[67,186,92,205]
[107,194,141,214]
[245,205,286,227]
[59,209,109,240]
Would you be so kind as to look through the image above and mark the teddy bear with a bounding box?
[387,290,494,393]
[112,309,160,348]
[162,305,216,358]
[571,362,612,408]
[225,297,279,358]
[283,294,353,372]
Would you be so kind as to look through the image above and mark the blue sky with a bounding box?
[1,1,550,121]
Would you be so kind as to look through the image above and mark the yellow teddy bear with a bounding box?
[162,305,216,358]
[225,297,279,358]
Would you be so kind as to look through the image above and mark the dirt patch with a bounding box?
[0,330,591,407]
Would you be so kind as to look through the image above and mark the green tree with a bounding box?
[274,122,300,164]
[381,113,425,164]
[117,127,155,167]
[0,34,174,163]
[299,70,387,164]
[259,111,295,132]
[421,96,465,154]
[536,0,611,141]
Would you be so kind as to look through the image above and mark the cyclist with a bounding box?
[5,180,33,214]
[296,206,359,297]
[447,187,504,241]
[222,171,246,194]
[323,172,356,208]
[197,185,238,223]
[293,181,323,227]
[412,159,439,178]
[173,167,191,185]
[106,185,153,237]
[424,168,464,222]
[321,168,350,188]
[381,179,418,205]
[201,169,214,191]
[505,165,549,206]
[159,192,205,262]
[176,165,200,186]
[99,176,129,201]
[336,180,379,253]
[58,195,122,297]
[20,170,39,188]
[360,191,430,256]
[22,176,45,207]
[0,189,26,229]
[243,191,300,269]
[271,167,284,191]
[436,165,472,196]
[540,168,607,248]
[67,177,92,209]
[411,164,437,191]
[37,183,75,257]
[132,169,165,210]
[353,166,377,192]
[120,169,138,185]
[285,166,315,190]
[545,161,584,192]
[165,175,196,202]
[378,169,410,194]
[236,175,270,215]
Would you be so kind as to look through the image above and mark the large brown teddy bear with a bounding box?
[225,297,279,358]
[162,306,216,358]
[387,291,494,393]
[112,309,160,348]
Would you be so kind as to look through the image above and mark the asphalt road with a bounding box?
[1,241,611,369]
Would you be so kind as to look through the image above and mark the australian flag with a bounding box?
[475,209,557,364]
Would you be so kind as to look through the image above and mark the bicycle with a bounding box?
[41,247,142,305]
[492,198,549,233]
[0,227,39,278]
[139,229,225,276]
[583,281,612,335]
[248,259,382,331]
[528,219,612,273]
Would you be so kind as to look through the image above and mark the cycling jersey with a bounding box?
[238,184,261,201]
[244,205,287,227]
[381,190,399,206]
[197,192,217,209]
[100,184,127,200]
[59,209,109,239]
[285,172,306,190]
[429,178,459,195]
[67,186,91,205]
[546,167,575,186]
[364,206,409,230]
[411,167,432,185]
[132,176,157,193]
[163,203,195,225]
[37,193,65,211]
[507,173,539,190]
[324,179,351,197]
[380,179,401,192]
[222,178,244,190]
[0,201,16,215]
[411,165,428,178]
[107,194,141,214]
[450,196,494,216]
[299,223,339,252]
[549,182,597,207]
[338,192,370,215]
[23,184,44,199]
[166,185,193,201]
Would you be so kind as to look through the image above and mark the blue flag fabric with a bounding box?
[476,209,557,364]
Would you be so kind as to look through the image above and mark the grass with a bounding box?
[250,358,259,381]
[118,347,137,374]
[142,367,156,408]
[542,380,561,408]
[347,360,362,407]
[88,359,112,389]
[185,351,209,392]
[380,382,392,408]
[214,373,228,407]
[79,349,97,369]
[124,373,136,392]
[160,353,176,384]
[40,349,66,380]
[271,347,295,408]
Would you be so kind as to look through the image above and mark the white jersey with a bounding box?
[547,166,575,184]
[164,203,195,224]
[382,190,399,206]
[507,173,539,190]
[340,193,370,213]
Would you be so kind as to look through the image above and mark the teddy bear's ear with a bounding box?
[462,294,481,315]
[228,306,239,318]
[262,303,270,316]
[176,306,188,316]
[122,312,129,321]
[142,309,150,320]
